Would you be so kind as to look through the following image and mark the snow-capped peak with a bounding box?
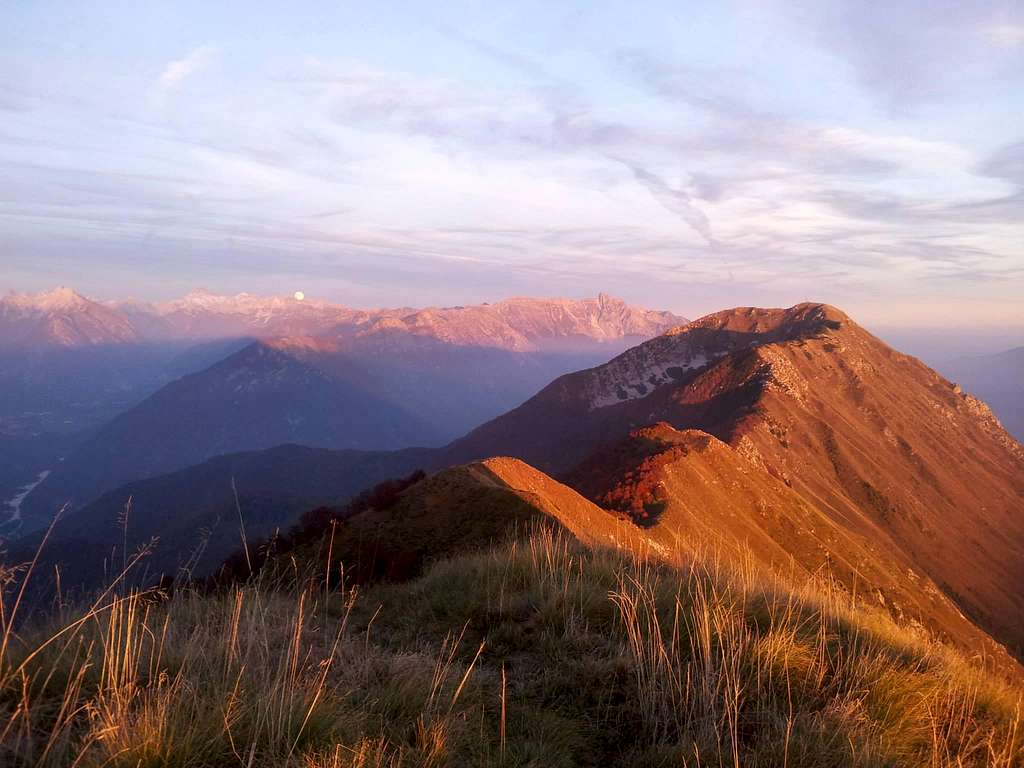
[4,286,91,312]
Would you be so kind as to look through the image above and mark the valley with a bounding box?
[1,469,51,529]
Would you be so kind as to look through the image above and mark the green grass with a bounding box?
[2,524,1021,766]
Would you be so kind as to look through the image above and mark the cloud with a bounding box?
[439,27,565,87]
[615,50,758,119]
[0,80,40,113]
[978,22,1024,46]
[598,46,1020,281]
[287,64,576,159]
[979,140,1024,185]
[158,45,217,91]
[609,157,717,247]
[815,128,975,172]
[776,0,1024,112]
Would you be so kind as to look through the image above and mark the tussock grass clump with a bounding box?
[2,525,1021,766]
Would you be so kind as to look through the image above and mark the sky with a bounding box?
[1,0,1023,331]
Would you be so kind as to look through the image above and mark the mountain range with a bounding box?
[2,288,685,531]
[0,287,139,348]
[10,302,1022,671]
[2,287,682,350]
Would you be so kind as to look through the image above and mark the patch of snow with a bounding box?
[2,287,90,314]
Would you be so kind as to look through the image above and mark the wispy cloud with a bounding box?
[980,22,1024,46]
[979,141,1024,185]
[774,0,1024,113]
[158,45,217,91]
[609,157,716,247]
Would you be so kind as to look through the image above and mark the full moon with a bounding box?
[293,291,305,301]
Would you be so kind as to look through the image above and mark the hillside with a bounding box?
[441,303,1024,659]
[565,423,1013,665]
[9,453,640,600]
[294,457,650,584]
[7,444,429,597]
[17,342,442,532]
[3,525,1021,766]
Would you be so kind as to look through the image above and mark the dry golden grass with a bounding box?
[1,523,1021,766]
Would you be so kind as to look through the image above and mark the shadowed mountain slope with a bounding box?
[17,342,441,532]
[8,444,429,597]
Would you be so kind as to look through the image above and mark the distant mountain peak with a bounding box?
[672,302,847,337]
[0,286,138,347]
[5,286,91,311]
[365,293,687,352]
[39,285,89,308]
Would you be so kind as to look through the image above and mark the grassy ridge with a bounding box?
[2,525,1021,766]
